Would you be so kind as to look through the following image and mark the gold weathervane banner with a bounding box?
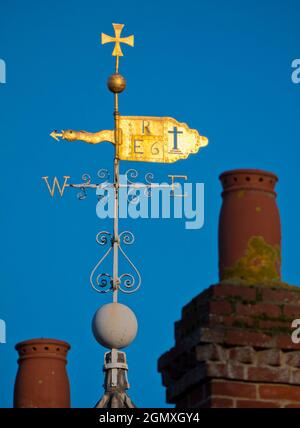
[118,116,208,163]
[51,116,208,164]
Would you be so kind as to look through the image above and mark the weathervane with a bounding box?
[44,23,208,408]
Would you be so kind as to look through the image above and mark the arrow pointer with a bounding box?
[50,130,63,141]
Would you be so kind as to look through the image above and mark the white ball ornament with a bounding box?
[92,302,138,349]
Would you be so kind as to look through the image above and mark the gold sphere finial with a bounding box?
[107,73,126,93]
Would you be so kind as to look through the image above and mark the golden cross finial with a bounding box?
[101,23,134,57]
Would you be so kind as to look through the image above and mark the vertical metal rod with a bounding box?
[112,59,120,303]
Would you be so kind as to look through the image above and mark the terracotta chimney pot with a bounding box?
[14,338,71,408]
[218,169,281,285]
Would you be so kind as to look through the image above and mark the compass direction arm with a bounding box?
[50,129,115,144]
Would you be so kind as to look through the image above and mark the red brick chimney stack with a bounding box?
[158,169,300,408]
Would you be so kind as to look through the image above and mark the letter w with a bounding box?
[42,176,70,197]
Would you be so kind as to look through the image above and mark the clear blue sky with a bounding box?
[0,0,300,408]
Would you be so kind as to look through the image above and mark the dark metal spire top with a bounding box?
[95,349,136,408]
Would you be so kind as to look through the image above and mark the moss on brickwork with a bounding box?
[261,326,291,335]
[223,295,257,309]
[256,288,263,302]
[231,316,291,335]
[221,278,300,291]
[232,320,253,329]
[227,309,292,335]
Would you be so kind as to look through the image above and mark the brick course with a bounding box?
[158,283,300,408]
